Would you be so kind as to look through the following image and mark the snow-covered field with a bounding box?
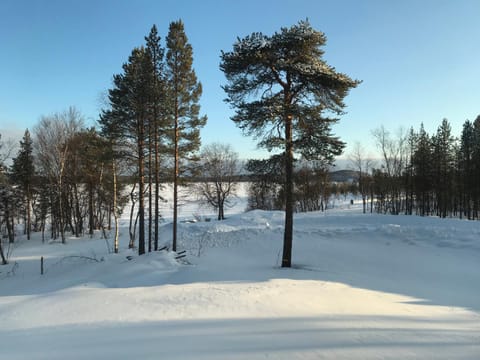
[1,187,479,359]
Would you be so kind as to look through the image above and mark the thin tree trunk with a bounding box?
[26,184,31,240]
[138,119,146,255]
[58,144,68,244]
[154,127,160,251]
[173,102,179,252]
[0,240,7,265]
[6,208,14,244]
[148,121,153,253]
[129,183,137,248]
[282,112,294,268]
[217,190,222,220]
[87,186,94,237]
[113,160,119,254]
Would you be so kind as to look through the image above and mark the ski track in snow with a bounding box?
[1,192,479,359]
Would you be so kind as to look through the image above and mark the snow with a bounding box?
[1,189,479,359]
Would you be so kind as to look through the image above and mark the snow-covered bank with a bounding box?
[1,205,479,359]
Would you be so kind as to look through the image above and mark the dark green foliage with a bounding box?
[221,20,359,267]
[221,21,356,159]
[458,120,475,218]
[10,129,35,239]
[10,129,34,189]
[165,20,206,162]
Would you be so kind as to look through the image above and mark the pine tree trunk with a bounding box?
[138,120,146,255]
[148,121,153,253]
[282,112,294,268]
[26,185,31,240]
[59,146,68,244]
[173,102,179,252]
[154,132,160,251]
[113,160,119,254]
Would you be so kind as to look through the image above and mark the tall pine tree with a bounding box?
[412,124,433,216]
[100,47,154,255]
[472,115,480,219]
[220,20,359,267]
[165,19,207,252]
[432,119,456,218]
[458,120,475,219]
[145,25,166,252]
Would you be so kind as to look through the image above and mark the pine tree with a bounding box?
[220,20,359,267]
[145,24,166,251]
[472,115,480,219]
[100,47,154,255]
[432,119,456,218]
[165,19,207,252]
[412,124,433,216]
[0,137,8,264]
[10,129,35,240]
[458,120,475,219]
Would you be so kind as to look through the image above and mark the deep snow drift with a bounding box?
[0,191,479,359]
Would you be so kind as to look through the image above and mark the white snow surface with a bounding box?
[1,190,479,359]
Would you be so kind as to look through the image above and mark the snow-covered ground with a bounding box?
[1,188,479,359]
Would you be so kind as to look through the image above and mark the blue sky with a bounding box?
[1,0,479,160]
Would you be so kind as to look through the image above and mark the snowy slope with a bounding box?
[0,198,479,359]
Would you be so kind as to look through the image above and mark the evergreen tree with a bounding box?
[100,47,154,255]
[472,115,480,219]
[220,20,359,267]
[0,137,8,264]
[458,120,475,219]
[404,127,416,215]
[165,19,207,252]
[412,124,433,216]
[432,119,456,218]
[145,24,166,251]
[10,129,35,239]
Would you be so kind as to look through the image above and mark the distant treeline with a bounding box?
[351,117,480,219]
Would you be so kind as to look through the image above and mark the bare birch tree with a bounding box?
[196,143,239,220]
